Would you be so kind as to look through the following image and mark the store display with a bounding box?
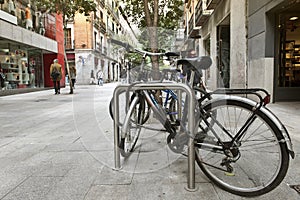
[283,40,300,86]
[0,52,29,89]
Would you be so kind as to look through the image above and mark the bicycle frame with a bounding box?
[111,38,294,196]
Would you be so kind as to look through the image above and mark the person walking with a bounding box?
[96,69,104,86]
[69,65,76,89]
[0,68,6,90]
[50,59,62,95]
[90,69,96,84]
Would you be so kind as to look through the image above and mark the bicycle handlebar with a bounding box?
[109,38,180,58]
[109,38,133,51]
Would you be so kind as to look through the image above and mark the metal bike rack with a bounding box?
[113,82,198,191]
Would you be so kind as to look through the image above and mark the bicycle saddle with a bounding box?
[177,56,212,71]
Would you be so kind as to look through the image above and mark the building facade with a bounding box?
[65,0,138,85]
[0,0,64,91]
[247,0,300,101]
[184,0,300,101]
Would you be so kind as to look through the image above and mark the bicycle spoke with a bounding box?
[196,99,289,197]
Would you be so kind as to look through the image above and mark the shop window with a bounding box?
[279,13,300,87]
[0,50,29,89]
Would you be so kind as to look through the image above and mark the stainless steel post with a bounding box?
[113,86,121,169]
[112,82,197,190]
[177,90,182,119]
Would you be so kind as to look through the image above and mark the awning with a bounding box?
[66,53,75,60]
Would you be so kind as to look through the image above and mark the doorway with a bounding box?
[275,2,300,101]
[217,25,230,88]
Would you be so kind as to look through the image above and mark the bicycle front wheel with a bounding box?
[119,94,145,157]
[196,99,290,197]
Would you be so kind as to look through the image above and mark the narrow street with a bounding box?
[0,83,299,200]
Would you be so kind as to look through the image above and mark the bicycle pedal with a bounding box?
[170,119,180,127]
[225,172,235,176]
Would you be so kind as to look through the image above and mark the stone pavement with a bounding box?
[0,83,299,200]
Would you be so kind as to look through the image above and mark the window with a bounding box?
[65,28,72,49]
[94,31,97,50]
[100,11,103,20]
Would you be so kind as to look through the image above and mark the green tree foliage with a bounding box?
[123,0,183,30]
[35,0,96,27]
[122,0,183,79]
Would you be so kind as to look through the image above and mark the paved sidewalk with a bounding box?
[0,83,299,200]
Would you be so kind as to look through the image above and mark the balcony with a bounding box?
[105,3,119,22]
[100,20,106,34]
[96,42,102,52]
[65,40,74,50]
[93,19,100,30]
[206,0,221,10]
[102,46,107,56]
[195,0,212,27]
[188,16,196,36]
[100,0,105,8]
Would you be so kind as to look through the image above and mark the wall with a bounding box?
[74,50,95,84]
[74,13,93,49]
[200,0,247,89]
[44,14,65,88]
[247,0,284,98]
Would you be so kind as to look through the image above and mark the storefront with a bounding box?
[0,0,64,92]
[0,42,43,90]
[275,2,300,101]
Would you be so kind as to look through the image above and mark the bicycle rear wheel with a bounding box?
[195,99,290,197]
[119,94,145,157]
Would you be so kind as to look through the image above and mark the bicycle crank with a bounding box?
[167,133,189,154]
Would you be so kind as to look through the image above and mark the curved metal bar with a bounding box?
[112,82,197,190]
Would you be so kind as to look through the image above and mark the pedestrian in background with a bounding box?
[69,65,76,89]
[96,69,104,86]
[0,68,6,90]
[50,59,62,95]
[90,69,96,84]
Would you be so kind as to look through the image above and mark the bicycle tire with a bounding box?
[168,97,178,122]
[119,94,145,157]
[195,99,290,197]
[130,93,151,124]
[109,94,151,125]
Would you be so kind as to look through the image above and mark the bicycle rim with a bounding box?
[196,99,289,197]
[168,97,178,122]
[119,95,145,157]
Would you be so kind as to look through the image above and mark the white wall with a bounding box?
[75,51,94,84]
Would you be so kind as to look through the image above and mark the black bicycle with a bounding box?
[110,39,295,197]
